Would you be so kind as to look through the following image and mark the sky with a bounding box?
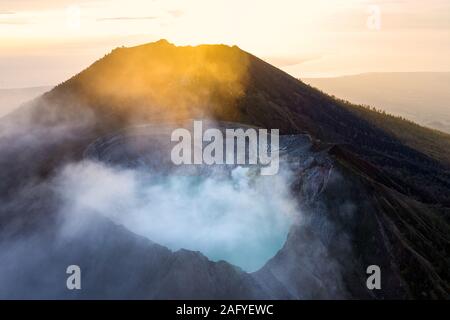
[0,0,449,88]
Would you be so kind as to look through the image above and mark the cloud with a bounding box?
[56,161,298,272]
[0,0,94,12]
[168,9,184,18]
[97,16,157,22]
[0,20,29,25]
[0,11,29,25]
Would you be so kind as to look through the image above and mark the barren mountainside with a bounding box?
[1,40,449,299]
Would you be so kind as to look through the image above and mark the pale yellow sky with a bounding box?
[0,0,449,88]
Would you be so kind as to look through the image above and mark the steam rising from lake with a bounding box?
[56,161,298,272]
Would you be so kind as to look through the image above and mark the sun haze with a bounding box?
[1,0,449,87]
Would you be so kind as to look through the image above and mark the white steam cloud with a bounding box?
[55,160,299,272]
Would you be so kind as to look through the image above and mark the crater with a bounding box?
[81,122,303,272]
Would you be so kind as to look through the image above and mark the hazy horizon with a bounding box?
[304,72,450,134]
[3,70,450,90]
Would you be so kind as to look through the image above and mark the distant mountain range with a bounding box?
[1,40,449,299]
[304,72,450,134]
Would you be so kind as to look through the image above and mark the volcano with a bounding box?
[0,40,449,299]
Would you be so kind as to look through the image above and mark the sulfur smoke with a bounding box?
[55,160,298,272]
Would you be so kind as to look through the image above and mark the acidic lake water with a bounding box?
[67,162,296,272]
[117,166,295,272]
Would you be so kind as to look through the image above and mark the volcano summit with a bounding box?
[0,40,449,299]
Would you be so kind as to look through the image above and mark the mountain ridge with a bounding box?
[12,40,449,207]
[1,40,449,299]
